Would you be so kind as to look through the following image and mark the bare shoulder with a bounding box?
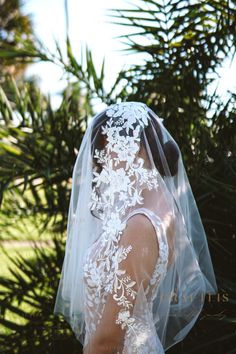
[121,213,158,249]
[120,213,159,282]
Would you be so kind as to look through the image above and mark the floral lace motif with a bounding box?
[83,102,168,353]
[89,102,159,217]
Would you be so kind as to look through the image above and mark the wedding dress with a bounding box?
[83,207,169,353]
[53,102,218,354]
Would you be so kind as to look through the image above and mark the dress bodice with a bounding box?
[123,208,169,300]
[82,207,169,353]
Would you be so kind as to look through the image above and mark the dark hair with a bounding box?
[91,112,179,178]
[140,113,180,177]
[90,112,179,219]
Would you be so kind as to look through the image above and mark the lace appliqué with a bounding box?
[83,222,168,353]
[89,102,159,217]
[83,102,168,353]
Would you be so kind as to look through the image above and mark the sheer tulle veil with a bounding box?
[53,101,217,351]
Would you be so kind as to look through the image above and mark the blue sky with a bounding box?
[22,0,236,112]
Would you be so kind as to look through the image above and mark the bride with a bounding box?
[54,102,217,354]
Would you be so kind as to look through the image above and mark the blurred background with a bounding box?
[0,0,235,353]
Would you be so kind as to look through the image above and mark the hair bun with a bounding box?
[163,140,180,176]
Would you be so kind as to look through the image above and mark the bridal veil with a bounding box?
[54,101,217,353]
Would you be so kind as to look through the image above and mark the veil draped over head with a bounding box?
[54,102,217,353]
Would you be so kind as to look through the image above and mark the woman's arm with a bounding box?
[83,336,123,354]
[83,213,159,354]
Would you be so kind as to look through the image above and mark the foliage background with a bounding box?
[0,0,235,353]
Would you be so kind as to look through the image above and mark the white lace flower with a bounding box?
[116,309,135,330]
[117,309,130,322]
[102,212,126,238]
[113,136,139,163]
[122,104,149,131]
[106,102,149,133]
[106,105,123,119]
[105,168,131,194]
[92,169,108,187]
[119,191,128,202]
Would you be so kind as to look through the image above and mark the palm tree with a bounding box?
[0,39,121,352]
[0,0,35,81]
[0,75,92,353]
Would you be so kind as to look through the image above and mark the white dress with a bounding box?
[82,207,169,354]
